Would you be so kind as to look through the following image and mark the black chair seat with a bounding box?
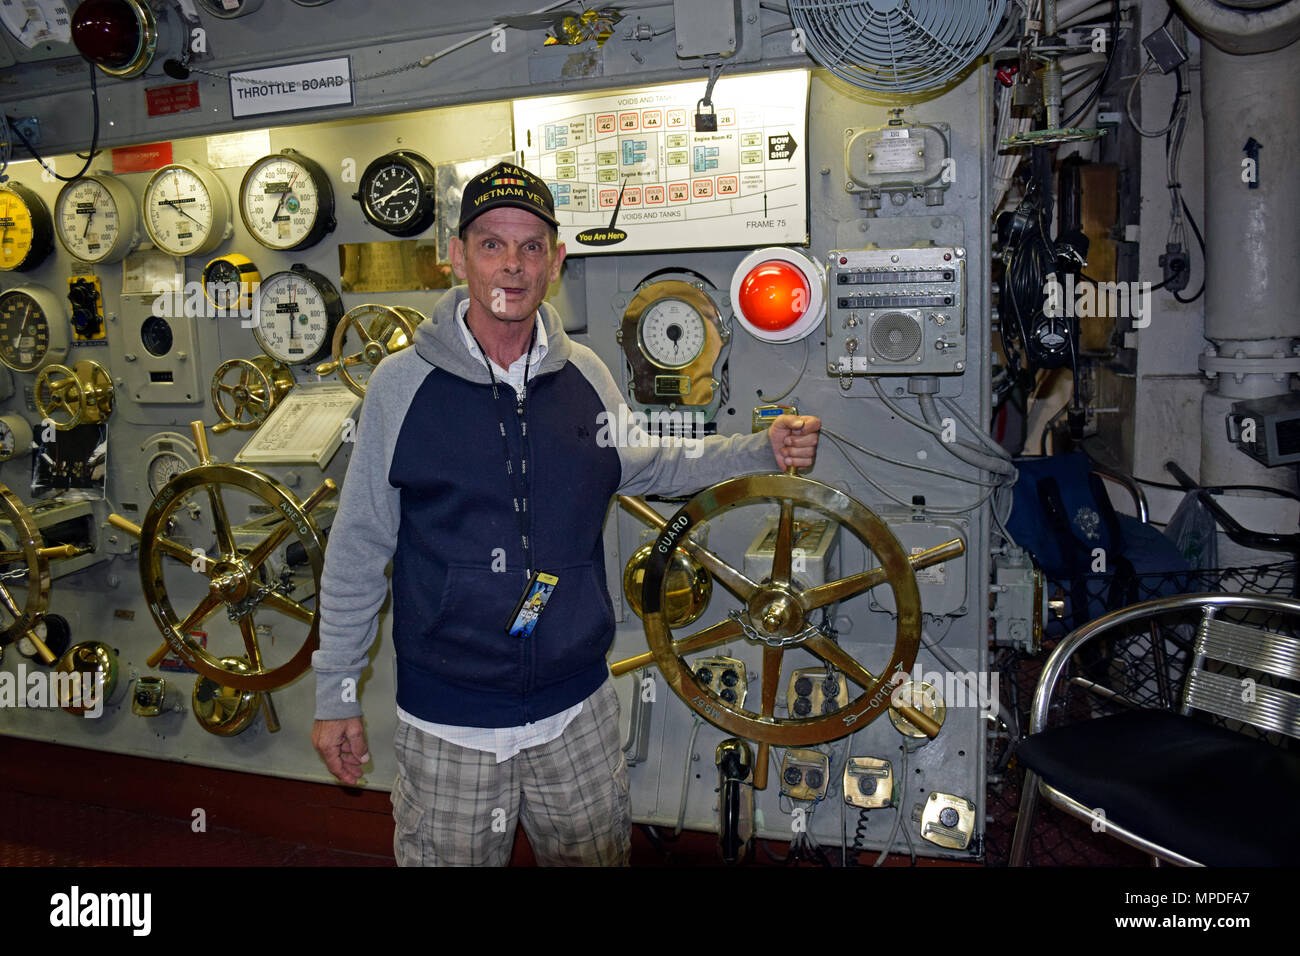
[1018,709,1300,865]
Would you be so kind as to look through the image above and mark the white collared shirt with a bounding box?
[396,299,580,761]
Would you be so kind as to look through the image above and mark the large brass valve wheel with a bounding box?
[612,470,964,789]
[211,356,294,434]
[315,303,420,396]
[0,483,90,663]
[108,422,335,711]
[34,361,114,430]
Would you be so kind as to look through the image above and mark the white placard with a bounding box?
[229,56,353,119]
[206,129,273,169]
[513,69,809,255]
[236,383,361,467]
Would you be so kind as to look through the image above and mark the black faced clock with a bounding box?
[354,150,437,237]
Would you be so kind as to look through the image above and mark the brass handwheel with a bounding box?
[0,482,90,663]
[211,356,294,434]
[315,304,420,396]
[34,361,114,430]
[613,471,963,788]
[108,422,336,695]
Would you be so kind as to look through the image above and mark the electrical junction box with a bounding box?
[744,515,838,587]
[672,0,740,59]
[866,509,967,617]
[991,547,1044,652]
[1228,392,1300,467]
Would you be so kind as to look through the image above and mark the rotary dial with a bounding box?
[55,173,139,263]
[142,163,232,257]
[0,285,69,372]
[0,182,55,272]
[253,265,342,365]
[356,150,436,236]
[239,149,335,251]
[639,298,707,369]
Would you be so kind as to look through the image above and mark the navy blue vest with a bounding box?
[387,361,623,726]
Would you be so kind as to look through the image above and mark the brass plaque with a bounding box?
[337,240,453,293]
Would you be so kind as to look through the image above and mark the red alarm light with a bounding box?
[72,0,158,78]
[737,260,810,332]
[730,247,825,343]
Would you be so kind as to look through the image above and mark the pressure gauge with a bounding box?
[140,314,174,356]
[253,264,343,365]
[1,0,71,47]
[195,0,265,18]
[355,150,437,236]
[0,182,55,272]
[618,279,728,408]
[0,413,33,461]
[55,173,140,263]
[639,298,707,369]
[17,614,71,662]
[203,253,260,312]
[139,431,200,500]
[239,149,336,251]
[0,285,70,372]
[141,161,233,257]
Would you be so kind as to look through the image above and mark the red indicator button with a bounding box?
[738,260,811,331]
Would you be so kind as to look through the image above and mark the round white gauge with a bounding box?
[239,149,335,251]
[0,1,71,47]
[639,298,707,369]
[55,173,139,263]
[0,413,33,461]
[252,265,343,365]
[141,162,232,257]
[147,449,190,495]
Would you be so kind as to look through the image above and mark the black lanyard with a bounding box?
[464,315,538,577]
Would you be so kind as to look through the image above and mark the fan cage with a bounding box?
[791,0,1007,94]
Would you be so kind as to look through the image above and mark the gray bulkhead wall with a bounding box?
[1,1,992,855]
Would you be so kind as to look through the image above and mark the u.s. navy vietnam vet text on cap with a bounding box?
[458,162,560,235]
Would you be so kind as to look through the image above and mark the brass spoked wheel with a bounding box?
[211,356,293,434]
[109,423,335,696]
[34,361,114,430]
[316,304,420,396]
[0,483,88,663]
[614,471,964,787]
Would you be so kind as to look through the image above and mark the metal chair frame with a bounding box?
[1009,591,1300,866]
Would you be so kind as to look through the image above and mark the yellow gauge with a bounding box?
[202,253,261,311]
[0,285,70,373]
[55,173,140,263]
[0,182,55,272]
[141,161,233,257]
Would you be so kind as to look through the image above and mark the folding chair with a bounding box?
[1009,592,1300,866]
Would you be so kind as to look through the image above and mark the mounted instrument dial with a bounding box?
[55,173,139,263]
[239,149,336,251]
[355,150,437,236]
[0,285,69,372]
[0,182,55,272]
[141,162,232,257]
[252,264,342,365]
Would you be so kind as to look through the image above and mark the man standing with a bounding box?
[312,162,820,865]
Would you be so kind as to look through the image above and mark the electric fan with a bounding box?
[790,0,1008,94]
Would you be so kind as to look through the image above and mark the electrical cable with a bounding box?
[757,337,808,403]
[674,715,703,836]
[1062,0,1120,126]
[825,433,1001,516]
[873,742,908,866]
[823,427,1004,488]
[7,61,100,182]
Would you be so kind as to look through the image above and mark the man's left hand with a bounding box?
[768,415,821,471]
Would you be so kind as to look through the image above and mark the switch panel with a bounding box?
[827,246,966,376]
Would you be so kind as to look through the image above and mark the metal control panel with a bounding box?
[827,246,967,376]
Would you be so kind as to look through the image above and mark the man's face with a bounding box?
[449,206,566,326]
